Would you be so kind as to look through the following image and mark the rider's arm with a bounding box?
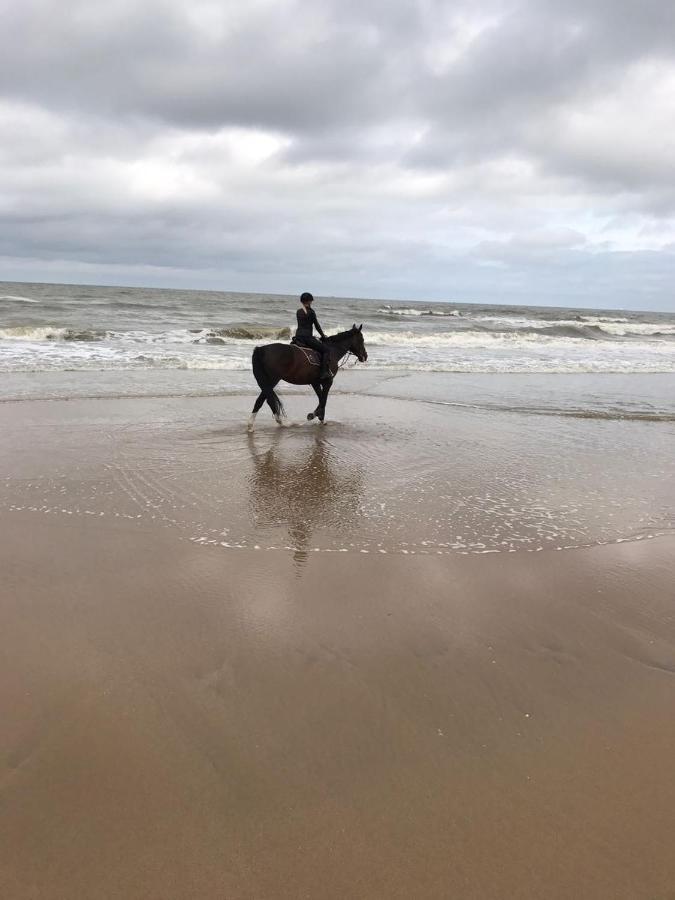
[311,309,326,339]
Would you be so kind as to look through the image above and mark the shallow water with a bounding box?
[1,391,673,564]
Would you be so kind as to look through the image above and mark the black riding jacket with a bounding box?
[295,307,325,340]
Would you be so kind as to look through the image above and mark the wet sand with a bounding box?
[1,393,675,898]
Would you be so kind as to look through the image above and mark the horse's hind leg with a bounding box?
[269,381,286,425]
[248,391,266,430]
[251,347,286,425]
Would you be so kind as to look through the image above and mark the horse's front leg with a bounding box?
[307,381,323,421]
[317,378,333,423]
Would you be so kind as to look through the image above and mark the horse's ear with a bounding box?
[358,323,362,331]
[352,323,356,330]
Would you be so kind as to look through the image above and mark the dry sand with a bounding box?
[1,394,675,898]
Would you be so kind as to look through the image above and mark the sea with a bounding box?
[1,280,675,420]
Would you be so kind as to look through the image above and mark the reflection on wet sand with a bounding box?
[247,431,364,567]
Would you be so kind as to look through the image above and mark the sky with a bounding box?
[2,0,675,310]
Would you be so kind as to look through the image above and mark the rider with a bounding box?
[294,292,330,380]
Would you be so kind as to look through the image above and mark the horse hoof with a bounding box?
[307,413,315,421]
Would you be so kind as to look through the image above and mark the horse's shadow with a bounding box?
[246,431,364,569]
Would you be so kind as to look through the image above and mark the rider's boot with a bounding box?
[320,357,331,381]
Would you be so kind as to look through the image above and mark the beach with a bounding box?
[1,383,675,899]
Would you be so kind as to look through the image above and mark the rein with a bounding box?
[337,351,357,370]
[293,343,349,377]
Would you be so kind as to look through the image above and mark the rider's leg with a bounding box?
[319,346,330,380]
[300,336,330,380]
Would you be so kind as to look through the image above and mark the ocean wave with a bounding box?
[152,325,291,344]
[0,323,291,344]
[0,354,253,373]
[0,294,40,303]
[578,314,630,324]
[0,326,62,340]
[469,315,675,337]
[531,324,610,340]
[374,309,675,338]
[3,328,674,364]
[0,325,106,341]
[3,320,672,349]
[364,329,675,349]
[203,325,291,341]
[0,325,104,341]
[377,305,461,318]
[588,321,675,336]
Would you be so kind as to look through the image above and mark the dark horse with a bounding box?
[249,324,367,429]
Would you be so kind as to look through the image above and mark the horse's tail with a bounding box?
[252,346,285,417]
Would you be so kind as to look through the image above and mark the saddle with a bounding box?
[290,338,336,378]
[290,337,320,367]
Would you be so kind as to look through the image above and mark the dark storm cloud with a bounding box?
[4,0,672,137]
[0,0,418,132]
[1,0,675,307]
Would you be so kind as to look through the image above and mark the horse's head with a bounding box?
[349,324,368,362]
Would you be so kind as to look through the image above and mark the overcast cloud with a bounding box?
[1,0,675,309]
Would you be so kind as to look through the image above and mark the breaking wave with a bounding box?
[0,324,290,344]
[202,325,291,341]
[0,325,106,341]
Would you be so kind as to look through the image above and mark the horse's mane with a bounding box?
[325,327,356,344]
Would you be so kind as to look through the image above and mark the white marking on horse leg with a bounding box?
[275,414,284,426]
[247,412,257,431]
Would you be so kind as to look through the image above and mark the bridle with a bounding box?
[321,330,367,373]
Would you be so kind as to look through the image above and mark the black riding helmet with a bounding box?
[300,292,314,305]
